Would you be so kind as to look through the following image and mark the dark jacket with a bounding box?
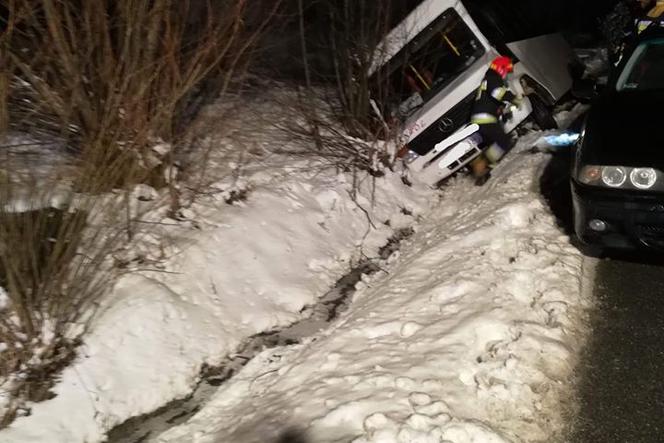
[471,69,517,119]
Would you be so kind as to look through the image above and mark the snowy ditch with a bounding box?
[107,228,414,443]
[0,116,433,442]
[147,129,591,443]
[0,98,592,442]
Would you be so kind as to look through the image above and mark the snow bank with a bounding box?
[155,132,589,443]
[0,98,433,442]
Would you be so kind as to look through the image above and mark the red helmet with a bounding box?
[490,56,514,77]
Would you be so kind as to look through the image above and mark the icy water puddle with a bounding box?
[106,228,414,443]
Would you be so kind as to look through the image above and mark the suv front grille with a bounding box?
[639,224,664,236]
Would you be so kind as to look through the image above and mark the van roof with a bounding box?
[368,0,461,76]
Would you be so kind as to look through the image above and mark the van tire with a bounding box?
[529,94,558,130]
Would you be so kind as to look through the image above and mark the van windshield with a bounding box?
[371,8,485,121]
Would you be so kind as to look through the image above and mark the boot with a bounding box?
[474,171,491,186]
[470,155,491,186]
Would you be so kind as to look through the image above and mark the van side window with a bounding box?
[372,8,485,121]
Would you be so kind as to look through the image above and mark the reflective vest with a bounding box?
[636,9,664,34]
[471,69,516,125]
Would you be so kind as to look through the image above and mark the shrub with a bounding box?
[0,0,282,425]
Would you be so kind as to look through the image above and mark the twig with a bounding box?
[347,190,376,230]
[120,268,182,275]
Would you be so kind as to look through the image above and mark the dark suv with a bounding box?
[572,30,664,251]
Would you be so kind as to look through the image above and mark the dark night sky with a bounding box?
[401,0,622,33]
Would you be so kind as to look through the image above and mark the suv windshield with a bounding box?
[616,39,664,92]
[371,8,485,121]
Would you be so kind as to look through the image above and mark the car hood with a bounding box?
[582,90,664,168]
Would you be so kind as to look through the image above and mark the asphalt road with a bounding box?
[539,149,664,442]
[571,254,664,442]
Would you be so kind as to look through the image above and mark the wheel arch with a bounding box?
[518,74,557,106]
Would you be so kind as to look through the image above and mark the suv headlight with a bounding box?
[578,165,660,190]
[601,166,627,187]
[630,168,657,189]
[578,165,601,185]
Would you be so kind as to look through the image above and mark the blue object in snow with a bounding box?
[543,132,580,147]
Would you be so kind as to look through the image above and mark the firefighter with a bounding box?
[650,0,664,16]
[636,0,664,34]
[468,55,522,185]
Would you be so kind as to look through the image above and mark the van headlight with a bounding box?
[630,168,657,189]
[403,150,419,165]
[577,165,660,190]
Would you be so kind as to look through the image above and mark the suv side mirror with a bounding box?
[593,78,607,95]
[572,78,603,102]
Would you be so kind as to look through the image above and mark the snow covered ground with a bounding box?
[150,131,591,443]
[0,94,435,443]
[0,94,591,442]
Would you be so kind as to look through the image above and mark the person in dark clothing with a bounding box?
[602,0,655,63]
[468,55,522,185]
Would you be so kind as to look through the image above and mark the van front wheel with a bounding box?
[529,94,558,130]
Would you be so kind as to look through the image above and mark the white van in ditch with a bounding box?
[368,0,575,186]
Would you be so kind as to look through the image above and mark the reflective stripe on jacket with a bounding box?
[472,69,517,119]
[470,113,499,124]
[636,17,664,33]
